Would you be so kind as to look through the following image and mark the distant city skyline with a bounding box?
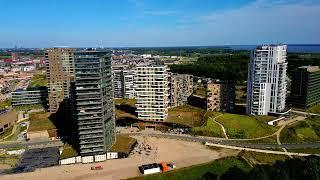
[0,0,320,48]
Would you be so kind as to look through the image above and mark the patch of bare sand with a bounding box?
[1,136,239,180]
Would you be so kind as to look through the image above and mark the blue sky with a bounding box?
[0,0,319,47]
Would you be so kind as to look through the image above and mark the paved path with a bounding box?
[292,110,320,117]
[205,142,316,157]
[276,116,306,156]
[211,114,228,139]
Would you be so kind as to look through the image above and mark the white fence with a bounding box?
[59,152,120,165]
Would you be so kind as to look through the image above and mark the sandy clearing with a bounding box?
[1,136,239,180]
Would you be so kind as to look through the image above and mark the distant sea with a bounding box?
[225,44,320,53]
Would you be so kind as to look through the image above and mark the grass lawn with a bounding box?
[0,154,21,167]
[111,134,137,154]
[28,73,48,88]
[306,104,320,114]
[60,144,78,159]
[0,127,13,140]
[128,157,251,180]
[215,113,278,139]
[0,99,11,109]
[13,104,44,111]
[114,98,137,107]
[167,105,206,127]
[288,148,320,154]
[192,115,224,137]
[28,112,56,132]
[238,151,289,165]
[280,116,320,143]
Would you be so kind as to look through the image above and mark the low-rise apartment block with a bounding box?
[11,87,48,107]
[168,73,193,107]
[207,81,235,112]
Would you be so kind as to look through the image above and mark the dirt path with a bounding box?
[211,115,228,139]
[275,116,306,157]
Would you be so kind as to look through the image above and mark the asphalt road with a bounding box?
[123,132,320,150]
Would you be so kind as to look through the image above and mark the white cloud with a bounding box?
[191,0,320,44]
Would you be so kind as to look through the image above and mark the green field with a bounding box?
[60,144,78,159]
[128,157,251,180]
[215,113,277,139]
[0,154,21,167]
[238,151,288,165]
[280,116,320,143]
[13,104,44,111]
[28,73,48,88]
[167,105,206,127]
[28,112,56,132]
[307,104,320,114]
[114,98,137,107]
[111,134,137,154]
[0,127,13,140]
[288,148,320,154]
[0,99,11,109]
[191,113,224,137]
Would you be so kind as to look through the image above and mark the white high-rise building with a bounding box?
[135,65,169,122]
[247,45,288,115]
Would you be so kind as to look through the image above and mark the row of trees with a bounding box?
[169,54,250,83]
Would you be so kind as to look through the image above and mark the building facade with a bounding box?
[11,87,48,107]
[75,51,115,156]
[135,66,169,122]
[112,66,124,98]
[112,66,135,99]
[0,109,17,134]
[168,73,193,107]
[207,81,235,112]
[290,66,320,108]
[45,48,75,113]
[247,45,288,115]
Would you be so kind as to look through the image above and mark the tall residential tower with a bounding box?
[45,48,75,113]
[75,51,115,156]
[135,66,169,122]
[246,45,287,115]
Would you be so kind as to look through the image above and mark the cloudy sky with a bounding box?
[0,0,319,47]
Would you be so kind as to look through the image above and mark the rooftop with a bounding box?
[299,66,320,72]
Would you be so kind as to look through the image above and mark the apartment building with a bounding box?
[45,48,75,113]
[135,66,169,122]
[168,73,193,107]
[0,109,17,134]
[290,66,320,108]
[112,66,135,99]
[123,69,135,98]
[113,66,124,98]
[207,81,235,112]
[75,50,115,156]
[11,87,48,107]
[247,45,287,115]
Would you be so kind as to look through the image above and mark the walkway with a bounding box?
[205,142,315,157]
[276,116,306,157]
[211,114,228,139]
